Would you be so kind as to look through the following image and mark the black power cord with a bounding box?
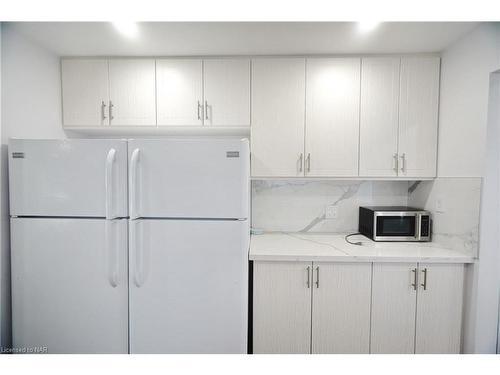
[345,232,363,246]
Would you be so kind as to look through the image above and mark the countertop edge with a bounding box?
[249,254,476,264]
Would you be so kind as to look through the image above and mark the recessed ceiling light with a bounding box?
[112,21,139,38]
[358,21,381,33]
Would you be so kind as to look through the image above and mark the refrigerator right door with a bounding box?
[129,218,249,353]
[127,138,249,219]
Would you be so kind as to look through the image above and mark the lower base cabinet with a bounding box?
[311,263,371,354]
[370,263,417,354]
[371,263,464,354]
[253,261,312,354]
[253,261,371,354]
[253,261,465,354]
[414,263,464,354]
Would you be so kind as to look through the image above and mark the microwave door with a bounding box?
[374,212,418,241]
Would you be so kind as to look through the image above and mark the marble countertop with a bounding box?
[249,232,475,263]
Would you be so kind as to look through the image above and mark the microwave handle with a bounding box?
[416,213,423,240]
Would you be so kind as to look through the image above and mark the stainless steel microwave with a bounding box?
[358,206,431,242]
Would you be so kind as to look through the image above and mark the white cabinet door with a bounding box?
[251,58,306,177]
[129,219,248,353]
[371,263,417,354]
[415,263,464,354]
[253,261,312,354]
[203,59,250,126]
[359,57,401,177]
[108,59,156,126]
[11,218,128,353]
[305,58,360,176]
[156,59,203,126]
[311,263,371,354]
[398,57,440,178]
[61,59,109,126]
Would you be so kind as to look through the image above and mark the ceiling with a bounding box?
[5,22,480,56]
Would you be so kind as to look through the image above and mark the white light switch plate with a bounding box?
[436,198,445,213]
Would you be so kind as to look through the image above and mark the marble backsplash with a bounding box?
[408,178,482,257]
[251,178,482,257]
[251,180,409,233]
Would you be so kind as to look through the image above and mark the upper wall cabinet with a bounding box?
[61,57,250,129]
[108,59,156,126]
[251,58,306,177]
[62,58,156,127]
[156,58,250,127]
[398,57,440,178]
[305,58,361,177]
[359,56,440,178]
[359,57,400,177]
[61,59,110,127]
[203,59,251,127]
[251,55,440,179]
[156,59,204,126]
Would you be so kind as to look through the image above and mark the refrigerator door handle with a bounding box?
[130,149,140,220]
[105,148,116,219]
[105,220,119,288]
[131,220,144,287]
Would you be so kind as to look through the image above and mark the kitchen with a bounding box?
[0,9,500,371]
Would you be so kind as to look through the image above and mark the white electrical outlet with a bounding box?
[325,205,338,219]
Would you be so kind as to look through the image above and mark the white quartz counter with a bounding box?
[249,232,475,263]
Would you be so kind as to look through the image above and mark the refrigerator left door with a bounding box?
[11,218,129,354]
[9,139,128,218]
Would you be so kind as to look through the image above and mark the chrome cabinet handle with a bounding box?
[205,100,209,120]
[105,148,116,220]
[299,153,304,172]
[411,268,417,291]
[393,153,399,173]
[400,153,406,173]
[109,101,114,122]
[197,101,201,121]
[421,268,428,290]
[101,101,107,122]
[306,266,311,288]
[306,153,311,173]
[315,266,320,288]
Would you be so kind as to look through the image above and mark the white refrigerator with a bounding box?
[127,139,249,353]
[9,139,129,353]
[9,138,249,354]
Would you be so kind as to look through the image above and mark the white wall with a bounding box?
[438,23,500,177]
[462,71,500,353]
[470,71,500,353]
[0,23,65,349]
[438,23,500,353]
[1,24,64,140]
